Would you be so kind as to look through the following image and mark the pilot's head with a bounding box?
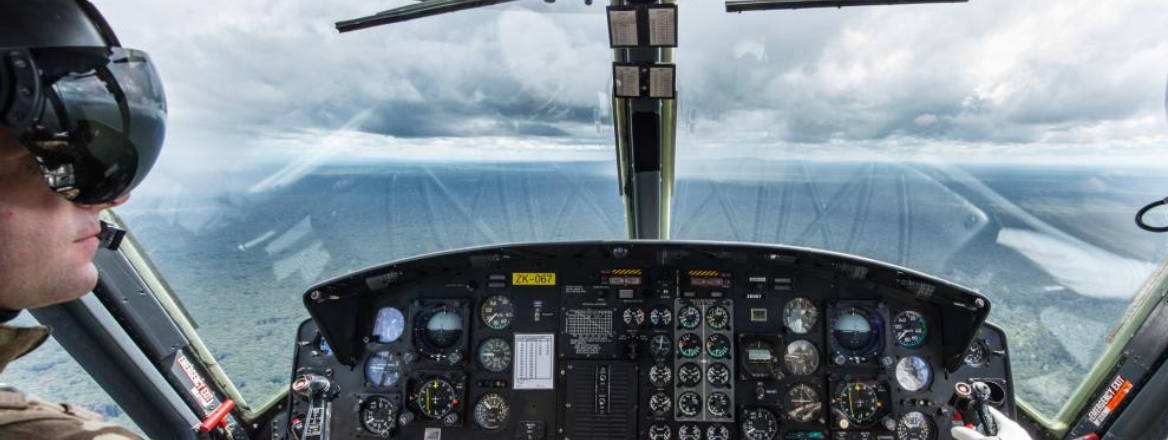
[0,0,166,311]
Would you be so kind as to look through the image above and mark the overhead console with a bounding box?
[277,241,1014,440]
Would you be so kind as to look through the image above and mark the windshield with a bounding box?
[5,0,1168,426]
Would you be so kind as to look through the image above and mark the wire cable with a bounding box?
[1136,197,1168,232]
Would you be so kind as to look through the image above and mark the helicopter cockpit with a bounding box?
[7,1,1168,440]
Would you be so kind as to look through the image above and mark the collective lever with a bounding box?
[970,381,998,436]
[293,373,336,440]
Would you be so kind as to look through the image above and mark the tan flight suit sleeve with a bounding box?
[0,390,145,440]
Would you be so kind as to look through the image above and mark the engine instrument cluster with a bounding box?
[281,242,1014,440]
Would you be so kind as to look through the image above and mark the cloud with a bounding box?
[94,0,1168,165]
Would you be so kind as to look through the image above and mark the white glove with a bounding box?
[950,406,1033,440]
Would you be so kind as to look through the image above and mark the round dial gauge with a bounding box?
[649,392,673,416]
[373,307,406,343]
[707,363,731,388]
[651,334,673,359]
[706,334,731,359]
[360,396,397,437]
[422,309,464,349]
[649,363,673,387]
[650,306,673,327]
[706,305,730,330]
[783,340,820,376]
[707,424,731,440]
[677,391,702,418]
[895,356,933,392]
[896,411,935,440]
[473,393,510,430]
[413,378,458,419]
[832,306,877,351]
[892,311,927,348]
[623,307,646,327]
[678,333,702,358]
[964,339,988,367]
[478,338,512,373]
[707,392,731,418]
[784,384,823,423]
[649,424,672,440]
[678,305,702,329]
[783,298,818,334]
[831,380,887,427]
[678,363,703,387]
[480,296,514,330]
[741,408,779,440]
[365,351,402,388]
[678,424,701,440]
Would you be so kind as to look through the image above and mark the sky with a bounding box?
[94,0,1168,176]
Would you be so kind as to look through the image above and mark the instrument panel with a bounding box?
[278,241,1014,440]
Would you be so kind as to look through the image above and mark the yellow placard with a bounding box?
[513,272,556,286]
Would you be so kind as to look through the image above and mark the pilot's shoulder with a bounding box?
[0,387,143,440]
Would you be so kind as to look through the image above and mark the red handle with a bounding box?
[198,399,235,432]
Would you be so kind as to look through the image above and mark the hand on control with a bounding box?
[951,407,1032,440]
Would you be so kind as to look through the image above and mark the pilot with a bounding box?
[0,0,165,437]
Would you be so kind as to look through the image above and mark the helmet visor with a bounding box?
[10,46,166,205]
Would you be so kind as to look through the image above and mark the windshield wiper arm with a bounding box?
[336,0,519,33]
[726,0,966,12]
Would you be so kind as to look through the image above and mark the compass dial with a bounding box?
[831,380,888,427]
[412,378,458,420]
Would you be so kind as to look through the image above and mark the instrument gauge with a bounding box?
[892,310,927,348]
[649,392,673,416]
[706,334,731,359]
[422,309,464,349]
[678,363,703,387]
[678,333,702,358]
[783,298,818,334]
[360,396,397,437]
[707,424,731,440]
[678,424,701,440]
[895,356,933,392]
[741,408,779,440]
[473,393,510,430]
[623,307,646,327]
[784,384,823,423]
[651,334,673,359]
[706,363,731,388]
[412,378,458,420]
[677,391,702,418]
[649,363,673,387]
[373,307,405,343]
[740,339,781,380]
[480,296,514,330]
[706,305,730,330]
[964,339,988,367]
[831,380,888,427]
[896,411,935,440]
[783,340,820,376]
[707,392,731,418]
[364,351,402,388]
[477,338,512,373]
[678,305,702,329]
[650,306,673,327]
[649,424,672,440]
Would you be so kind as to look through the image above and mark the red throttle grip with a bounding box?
[198,399,235,432]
